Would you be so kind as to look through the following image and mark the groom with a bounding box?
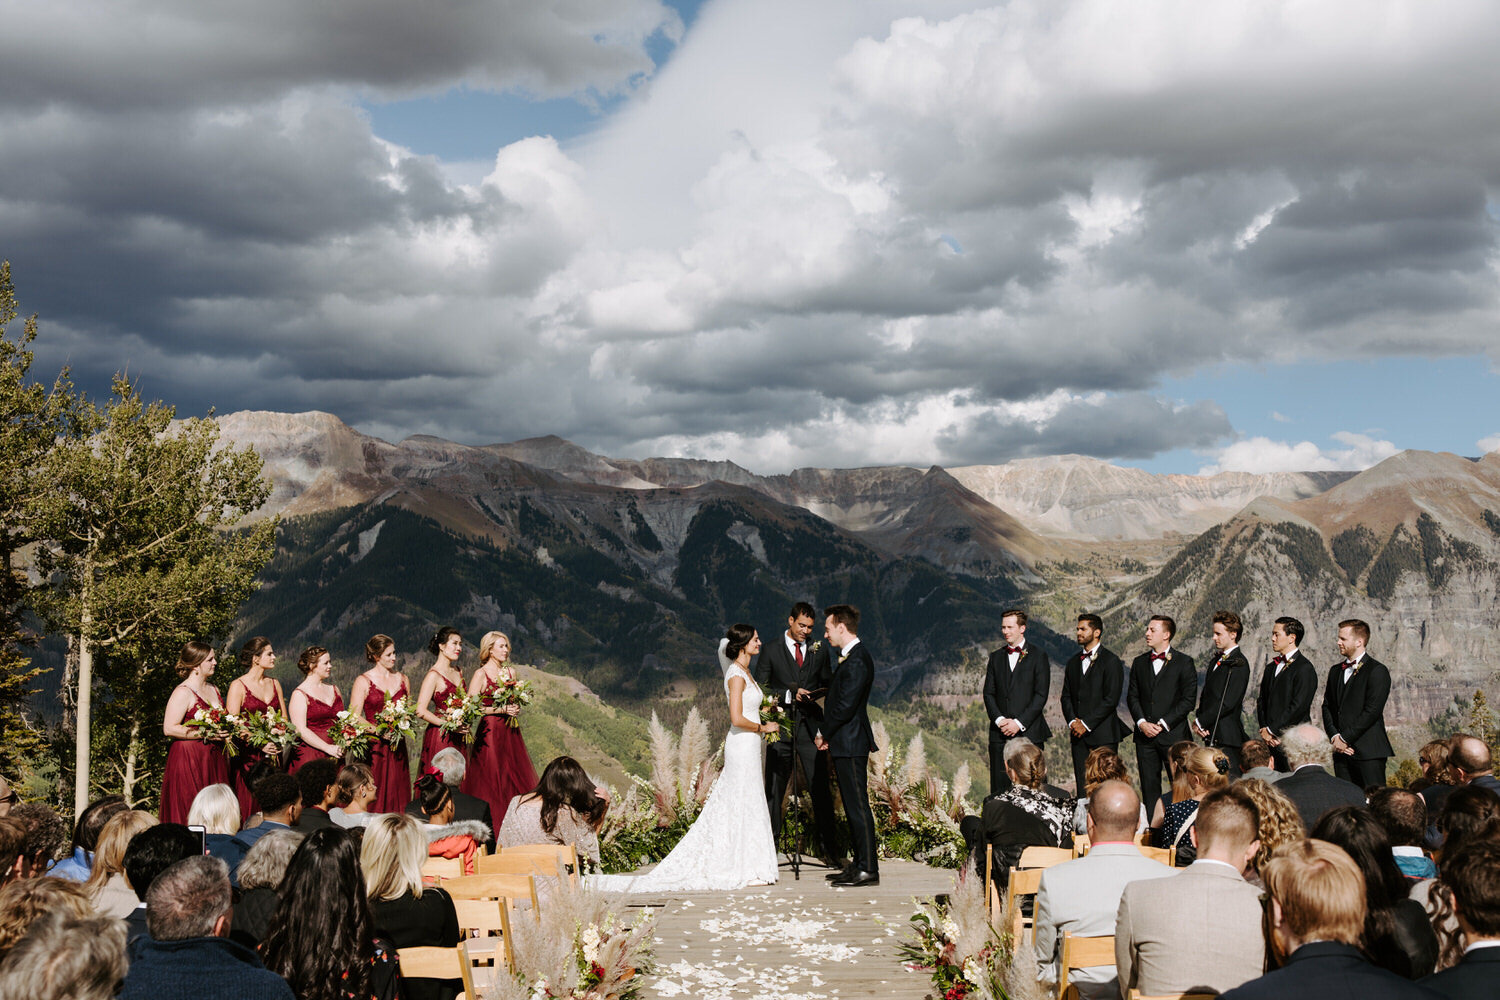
[814,603,879,887]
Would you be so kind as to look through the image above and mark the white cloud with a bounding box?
[1270,411,1292,423]
[1479,433,1500,454]
[1199,432,1400,475]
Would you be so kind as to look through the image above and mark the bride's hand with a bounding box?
[761,721,780,735]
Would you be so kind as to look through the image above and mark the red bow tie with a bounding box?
[1271,655,1285,666]
[1343,660,1357,669]
[1006,646,1023,655]
[1150,651,1167,661]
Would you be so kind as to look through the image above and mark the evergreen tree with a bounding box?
[1468,689,1498,747]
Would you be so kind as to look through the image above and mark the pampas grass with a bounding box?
[484,884,654,1000]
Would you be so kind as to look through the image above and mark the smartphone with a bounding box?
[188,824,207,856]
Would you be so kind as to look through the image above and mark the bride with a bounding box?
[590,624,780,892]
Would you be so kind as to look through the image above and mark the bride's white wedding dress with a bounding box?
[589,642,778,893]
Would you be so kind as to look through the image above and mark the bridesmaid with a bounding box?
[287,646,344,773]
[416,626,468,771]
[350,633,412,813]
[225,636,288,819]
[461,630,538,829]
[159,641,231,823]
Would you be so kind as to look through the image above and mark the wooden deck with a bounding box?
[619,859,955,1000]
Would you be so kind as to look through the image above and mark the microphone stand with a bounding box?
[778,684,806,880]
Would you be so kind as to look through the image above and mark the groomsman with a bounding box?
[1127,615,1197,816]
[1256,616,1317,771]
[1321,618,1393,788]
[816,604,879,887]
[756,601,842,868]
[982,609,1052,795]
[1060,614,1129,796]
[1192,611,1250,775]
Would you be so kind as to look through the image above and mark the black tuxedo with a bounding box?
[1219,942,1443,1000]
[1196,647,1250,772]
[754,633,840,863]
[1256,651,1317,770]
[1321,654,1394,788]
[1422,944,1500,1000]
[982,643,1053,794]
[1059,645,1129,795]
[1126,649,1197,814]
[1276,764,1367,830]
[821,640,878,874]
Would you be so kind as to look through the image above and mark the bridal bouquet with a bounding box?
[491,670,534,728]
[242,708,298,760]
[435,689,483,736]
[372,696,418,744]
[183,705,245,757]
[331,710,377,758]
[758,694,787,743]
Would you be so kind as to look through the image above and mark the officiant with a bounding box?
[756,601,845,870]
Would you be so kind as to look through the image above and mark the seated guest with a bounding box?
[1117,785,1266,997]
[120,856,294,1000]
[412,772,490,876]
[229,830,303,951]
[331,763,381,829]
[0,911,126,1000]
[1368,786,1439,881]
[1069,747,1147,836]
[1218,839,1443,1000]
[405,748,494,851]
[0,775,10,816]
[1235,778,1305,887]
[0,876,95,959]
[262,828,401,1000]
[294,757,342,832]
[8,801,67,880]
[187,783,247,879]
[1313,806,1439,979]
[48,794,126,881]
[1034,780,1176,1000]
[362,813,461,1000]
[1414,785,1500,953]
[1450,737,1500,797]
[83,809,158,918]
[1147,740,1198,833]
[1275,724,1366,830]
[1422,841,1500,1000]
[0,816,24,886]
[1154,746,1230,865]
[1417,739,1458,817]
[120,822,202,946]
[230,773,302,852]
[499,755,608,871]
[959,739,1072,885]
[1240,739,1283,783]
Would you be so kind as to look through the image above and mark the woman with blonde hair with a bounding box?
[85,810,158,918]
[460,630,537,828]
[1148,740,1198,833]
[187,783,246,873]
[1154,745,1229,865]
[1233,777,1305,885]
[159,641,231,823]
[361,813,460,1000]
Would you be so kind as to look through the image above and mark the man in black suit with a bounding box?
[1421,840,1500,1000]
[1321,618,1393,788]
[405,746,495,850]
[815,603,879,887]
[1220,838,1443,1000]
[1450,736,1500,798]
[1256,616,1318,771]
[1193,610,1251,775]
[1127,615,1197,816]
[756,601,842,868]
[982,609,1053,795]
[1060,613,1128,796]
[1275,724,1366,830]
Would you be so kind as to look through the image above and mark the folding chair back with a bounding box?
[1058,932,1115,1000]
[1018,845,1074,869]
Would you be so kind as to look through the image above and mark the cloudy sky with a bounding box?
[4,0,1499,475]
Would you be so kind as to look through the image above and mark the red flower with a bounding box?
[591,962,606,979]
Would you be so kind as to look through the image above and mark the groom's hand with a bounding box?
[814,735,828,751]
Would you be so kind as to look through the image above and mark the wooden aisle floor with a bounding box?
[618,858,955,1000]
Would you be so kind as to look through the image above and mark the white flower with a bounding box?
[581,924,602,964]
[940,917,959,941]
[963,957,985,986]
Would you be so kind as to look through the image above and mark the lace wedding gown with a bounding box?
[590,644,778,893]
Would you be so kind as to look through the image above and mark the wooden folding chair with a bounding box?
[1005,867,1045,945]
[444,873,541,916]
[422,856,465,883]
[396,945,467,1000]
[483,852,575,889]
[450,896,515,972]
[1071,835,1091,857]
[1019,845,1074,869]
[1058,932,1115,1000]
[1136,844,1174,866]
[1127,991,1217,1000]
[493,843,579,886]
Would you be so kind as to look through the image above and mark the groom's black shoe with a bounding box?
[825,864,856,881]
[831,869,879,887]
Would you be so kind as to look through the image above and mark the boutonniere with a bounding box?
[1018,648,1030,660]
[811,641,822,653]
[838,654,848,664]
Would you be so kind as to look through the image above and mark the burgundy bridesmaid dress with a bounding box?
[231,685,284,820]
[288,690,344,774]
[418,673,468,771]
[159,689,231,824]
[362,678,413,813]
[460,675,538,829]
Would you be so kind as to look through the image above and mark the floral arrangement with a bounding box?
[488,883,655,1000]
[183,705,245,757]
[897,868,1017,1000]
[491,669,534,728]
[331,709,376,758]
[758,693,787,743]
[435,688,483,735]
[241,708,298,760]
[372,696,418,744]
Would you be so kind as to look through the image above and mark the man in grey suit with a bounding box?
[1116,785,1266,998]
[1033,781,1176,1000]
[1275,724,1366,830]
[1239,739,1283,784]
